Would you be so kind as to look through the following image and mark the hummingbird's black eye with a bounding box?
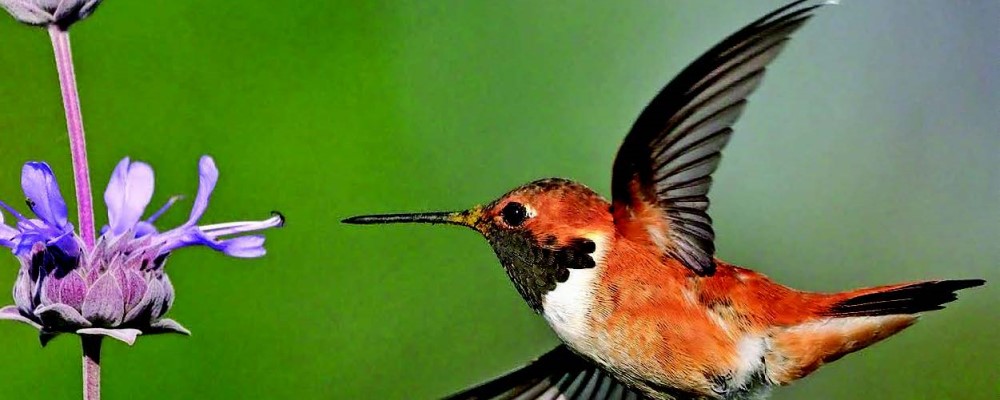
[501,202,528,227]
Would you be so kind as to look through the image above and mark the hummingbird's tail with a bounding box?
[764,279,984,385]
[822,279,985,317]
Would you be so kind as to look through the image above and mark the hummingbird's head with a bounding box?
[343,178,614,312]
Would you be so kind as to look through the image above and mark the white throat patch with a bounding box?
[541,232,609,345]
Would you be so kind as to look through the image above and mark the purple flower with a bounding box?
[0,156,283,345]
[0,0,102,28]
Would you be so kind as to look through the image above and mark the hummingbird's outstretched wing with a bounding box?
[442,345,647,400]
[609,0,826,276]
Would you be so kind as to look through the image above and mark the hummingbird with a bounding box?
[343,1,985,399]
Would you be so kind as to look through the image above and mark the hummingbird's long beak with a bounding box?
[342,206,484,230]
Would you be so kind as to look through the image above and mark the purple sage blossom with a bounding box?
[0,156,283,345]
[0,0,102,28]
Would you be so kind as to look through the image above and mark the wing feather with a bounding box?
[610,0,828,275]
[442,346,646,400]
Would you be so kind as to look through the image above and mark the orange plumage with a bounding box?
[472,183,982,398]
[344,1,986,399]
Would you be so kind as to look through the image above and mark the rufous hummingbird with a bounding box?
[343,1,985,399]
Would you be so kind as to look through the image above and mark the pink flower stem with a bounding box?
[48,25,100,400]
[47,25,96,249]
[81,336,102,400]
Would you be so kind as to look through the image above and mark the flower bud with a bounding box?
[5,239,186,345]
[0,0,102,28]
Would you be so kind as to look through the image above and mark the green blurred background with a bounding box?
[0,1,996,398]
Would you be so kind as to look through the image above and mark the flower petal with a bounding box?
[0,212,17,247]
[0,0,53,26]
[215,235,267,258]
[120,270,147,313]
[0,305,41,329]
[77,328,141,346]
[21,162,68,229]
[35,303,92,329]
[40,268,62,305]
[133,221,158,238]
[104,158,155,237]
[48,230,80,257]
[160,230,268,258]
[147,318,191,336]
[59,271,88,311]
[13,231,49,256]
[81,270,125,326]
[185,156,218,226]
[13,268,34,315]
[123,274,161,324]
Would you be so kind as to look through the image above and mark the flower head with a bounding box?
[0,0,102,28]
[0,156,283,345]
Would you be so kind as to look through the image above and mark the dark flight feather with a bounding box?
[441,345,647,400]
[610,0,826,276]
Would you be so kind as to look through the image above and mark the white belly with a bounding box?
[540,232,609,347]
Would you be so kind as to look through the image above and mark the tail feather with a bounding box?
[767,278,985,385]
[826,279,985,317]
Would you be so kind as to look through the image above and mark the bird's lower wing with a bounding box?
[442,345,648,400]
